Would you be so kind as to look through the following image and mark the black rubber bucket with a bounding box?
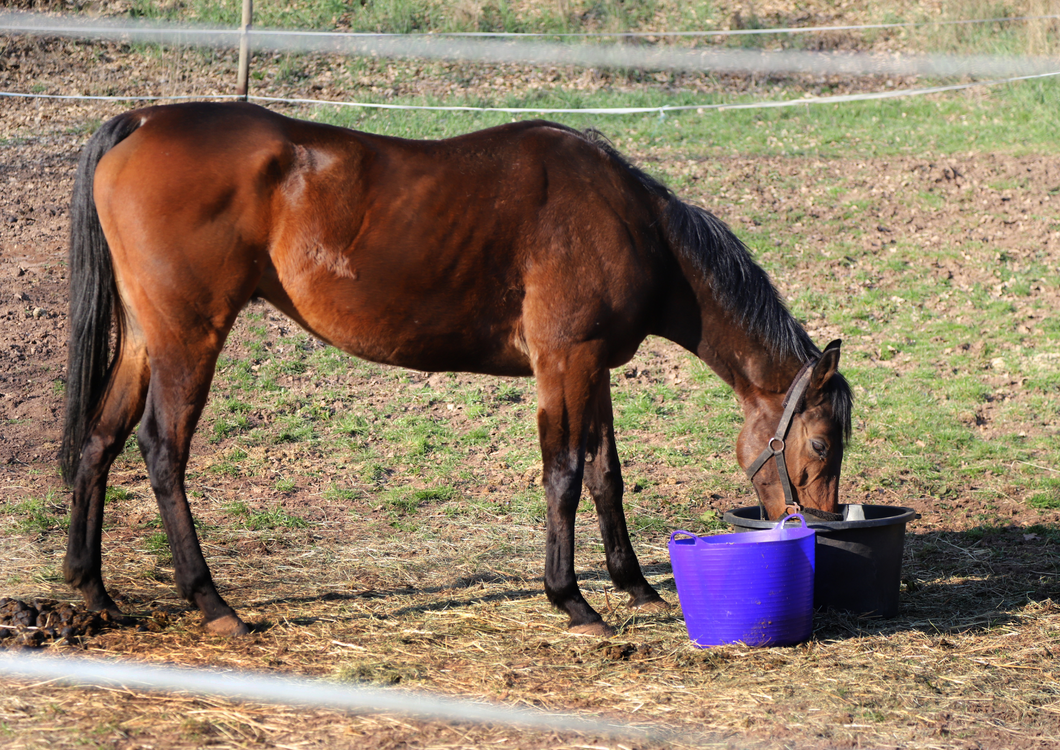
[722,504,917,618]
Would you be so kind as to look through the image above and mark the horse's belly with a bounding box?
[325,318,534,377]
[258,271,533,377]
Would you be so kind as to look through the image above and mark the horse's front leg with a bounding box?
[583,382,669,613]
[534,344,614,636]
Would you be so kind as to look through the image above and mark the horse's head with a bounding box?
[737,340,851,521]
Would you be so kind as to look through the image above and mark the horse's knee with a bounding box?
[586,476,623,511]
[136,414,160,462]
[543,462,582,503]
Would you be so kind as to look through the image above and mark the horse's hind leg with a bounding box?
[64,339,150,618]
[136,337,248,636]
[583,383,669,613]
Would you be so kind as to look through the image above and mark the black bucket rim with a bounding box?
[723,504,917,532]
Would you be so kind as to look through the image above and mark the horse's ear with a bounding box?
[811,340,842,391]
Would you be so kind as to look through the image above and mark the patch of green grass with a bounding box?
[6,492,68,535]
[462,426,491,445]
[145,531,171,563]
[274,416,316,444]
[224,500,251,518]
[105,486,133,503]
[324,484,361,502]
[1028,479,1060,510]
[334,414,369,438]
[917,191,946,210]
[222,397,253,414]
[208,460,243,477]
[222,499,306,529]
[211,413,252,443]
[274,477,297,493]
[385,486,455,515]
[362,462,392,485]
[313,73,1060,159]
[697,511,728,533]
[273,358,308,376]
[248,505,308,530]
[631,514,671,534]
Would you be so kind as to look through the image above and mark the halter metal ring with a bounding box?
[768,437,785,454]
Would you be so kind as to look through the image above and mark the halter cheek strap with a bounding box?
[745,359,817,512]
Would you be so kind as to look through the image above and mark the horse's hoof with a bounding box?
[569,621,616,637]
[205,614,250,636]
[629,596,672,613]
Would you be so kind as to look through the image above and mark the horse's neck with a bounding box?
[658,265,802,406]
[697,324,800,406]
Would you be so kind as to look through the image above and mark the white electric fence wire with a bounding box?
[3,11,1060,79]
[3,69,1059,115]
[0,651,670,743]
[249,69,1060,114]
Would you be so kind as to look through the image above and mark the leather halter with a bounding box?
[745,358,817,515]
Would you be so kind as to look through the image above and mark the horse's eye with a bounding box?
[810,439,828,458]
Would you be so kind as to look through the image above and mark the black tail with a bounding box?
[60,113,144,486]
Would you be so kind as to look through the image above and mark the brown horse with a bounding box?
[61,102,851,637]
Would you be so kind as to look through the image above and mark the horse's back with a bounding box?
[93,103,667,376]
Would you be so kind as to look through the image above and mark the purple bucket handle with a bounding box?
[670,530,699,545]
[775,513,807,529]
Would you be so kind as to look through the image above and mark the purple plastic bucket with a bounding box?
[669,514,816,648]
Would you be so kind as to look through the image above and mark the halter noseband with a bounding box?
[745,359,817,515]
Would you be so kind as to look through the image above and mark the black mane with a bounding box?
[584,128,852,442]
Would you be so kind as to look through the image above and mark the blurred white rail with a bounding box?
[0,651,667,742]
[2,11,1060,79]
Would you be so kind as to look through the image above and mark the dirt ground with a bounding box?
[1,26,1060,750]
